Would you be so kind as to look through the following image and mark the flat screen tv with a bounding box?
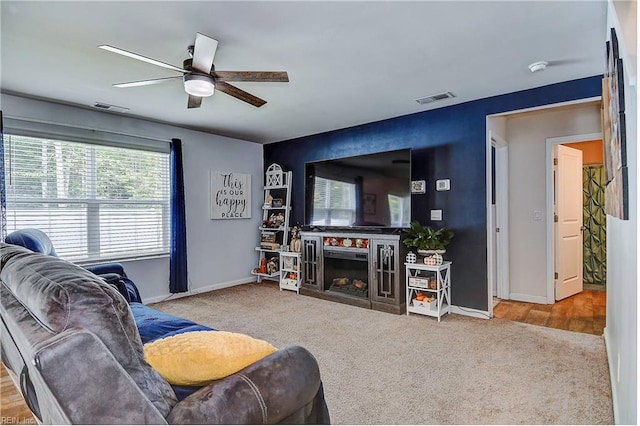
[304,149,411,229]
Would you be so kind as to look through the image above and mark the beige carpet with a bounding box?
[151,282,614,425]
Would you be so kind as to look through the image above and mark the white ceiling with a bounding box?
[1,1,607,144]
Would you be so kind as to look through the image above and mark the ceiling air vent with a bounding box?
[415,92,455,105]
[93,102,129,113]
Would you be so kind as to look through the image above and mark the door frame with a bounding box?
[486,130,510,315]
[545,132,602,303]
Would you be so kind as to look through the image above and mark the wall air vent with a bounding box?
[415,92,455,105]
[92,102,129,113]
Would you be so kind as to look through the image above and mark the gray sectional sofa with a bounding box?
[0,242,329,424]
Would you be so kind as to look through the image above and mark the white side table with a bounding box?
[279,251,302,293]
[405,261,451,322]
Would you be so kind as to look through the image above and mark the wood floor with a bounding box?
[1,364,36,424]
[493,289,606,335]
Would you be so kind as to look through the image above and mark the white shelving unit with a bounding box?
[279,251,302,293]
[251,164,292,283]
[405,261,451,322]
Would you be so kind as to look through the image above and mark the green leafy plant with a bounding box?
[402,220,454,251]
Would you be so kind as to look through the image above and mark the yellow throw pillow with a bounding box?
[143,330,277,386]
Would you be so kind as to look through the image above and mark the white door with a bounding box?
[554,144,583,301]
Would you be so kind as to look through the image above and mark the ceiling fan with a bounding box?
[99,33,289,108]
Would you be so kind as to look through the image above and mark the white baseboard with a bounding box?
[603,326,619,424]
[509,293,549,304]
[450,305,491,320]
[142,276,257,304]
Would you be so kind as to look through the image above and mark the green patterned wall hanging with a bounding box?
[583,165,606,286]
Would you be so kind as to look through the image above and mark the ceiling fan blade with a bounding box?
[192,33,218,74]
[216,82,267,107]
[99,45,185,73]
[213,71,289,82]
[113,76,182,88]
[547,58,587,66]
[187,95,203,109]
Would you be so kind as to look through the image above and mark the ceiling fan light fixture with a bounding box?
[184,74,215,97]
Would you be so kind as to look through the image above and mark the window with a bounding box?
[388,193,411,227]
[311,177,356,226]
[3,134,170,262]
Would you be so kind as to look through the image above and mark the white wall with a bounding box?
[604,2,637,423]
[487,115,507,141]
[1,94,263,302]
[504,103,602,302]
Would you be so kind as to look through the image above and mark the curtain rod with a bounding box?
[4,115,170,144]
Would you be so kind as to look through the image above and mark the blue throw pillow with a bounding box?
[130,303,213,344]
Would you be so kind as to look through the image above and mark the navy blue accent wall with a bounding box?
[264,76,602,311]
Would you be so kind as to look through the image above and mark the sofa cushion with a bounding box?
[144,330,277,386]
[0,243,178,416]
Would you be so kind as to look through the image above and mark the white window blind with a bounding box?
[3,134,170,262]
[312,177,356,226]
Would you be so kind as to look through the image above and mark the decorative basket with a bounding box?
[413,298,437,310]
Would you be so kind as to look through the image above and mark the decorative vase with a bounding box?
[417,249,446,256]
[290,238,302,253]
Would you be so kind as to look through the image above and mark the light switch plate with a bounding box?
[430,209,443,221]
[436,179,450,191]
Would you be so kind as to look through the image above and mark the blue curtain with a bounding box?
[0,112,6,239]
[170,138,188,293]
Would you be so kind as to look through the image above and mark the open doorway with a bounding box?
[560,140,607,292]
[488,100,606,335]
[546,133,606,303]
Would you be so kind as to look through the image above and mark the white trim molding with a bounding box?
[143,277,255,304]
[508,293,548,305]
[603,327,619,423]
[451,305,491,320]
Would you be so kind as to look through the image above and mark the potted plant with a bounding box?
[402,220,454,255]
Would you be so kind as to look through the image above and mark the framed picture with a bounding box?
[261,231,276,243]
[411,180,426,194]
[210,171,251,219]
[603,27,629,220]
[272,198,283,208]
[364,193,376,215]
[283,256,294,270]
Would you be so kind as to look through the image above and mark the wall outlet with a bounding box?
[430,209,443,221]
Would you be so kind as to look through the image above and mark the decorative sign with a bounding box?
[210,171,251,219]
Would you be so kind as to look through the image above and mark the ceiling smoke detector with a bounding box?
[528,61,548,73]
